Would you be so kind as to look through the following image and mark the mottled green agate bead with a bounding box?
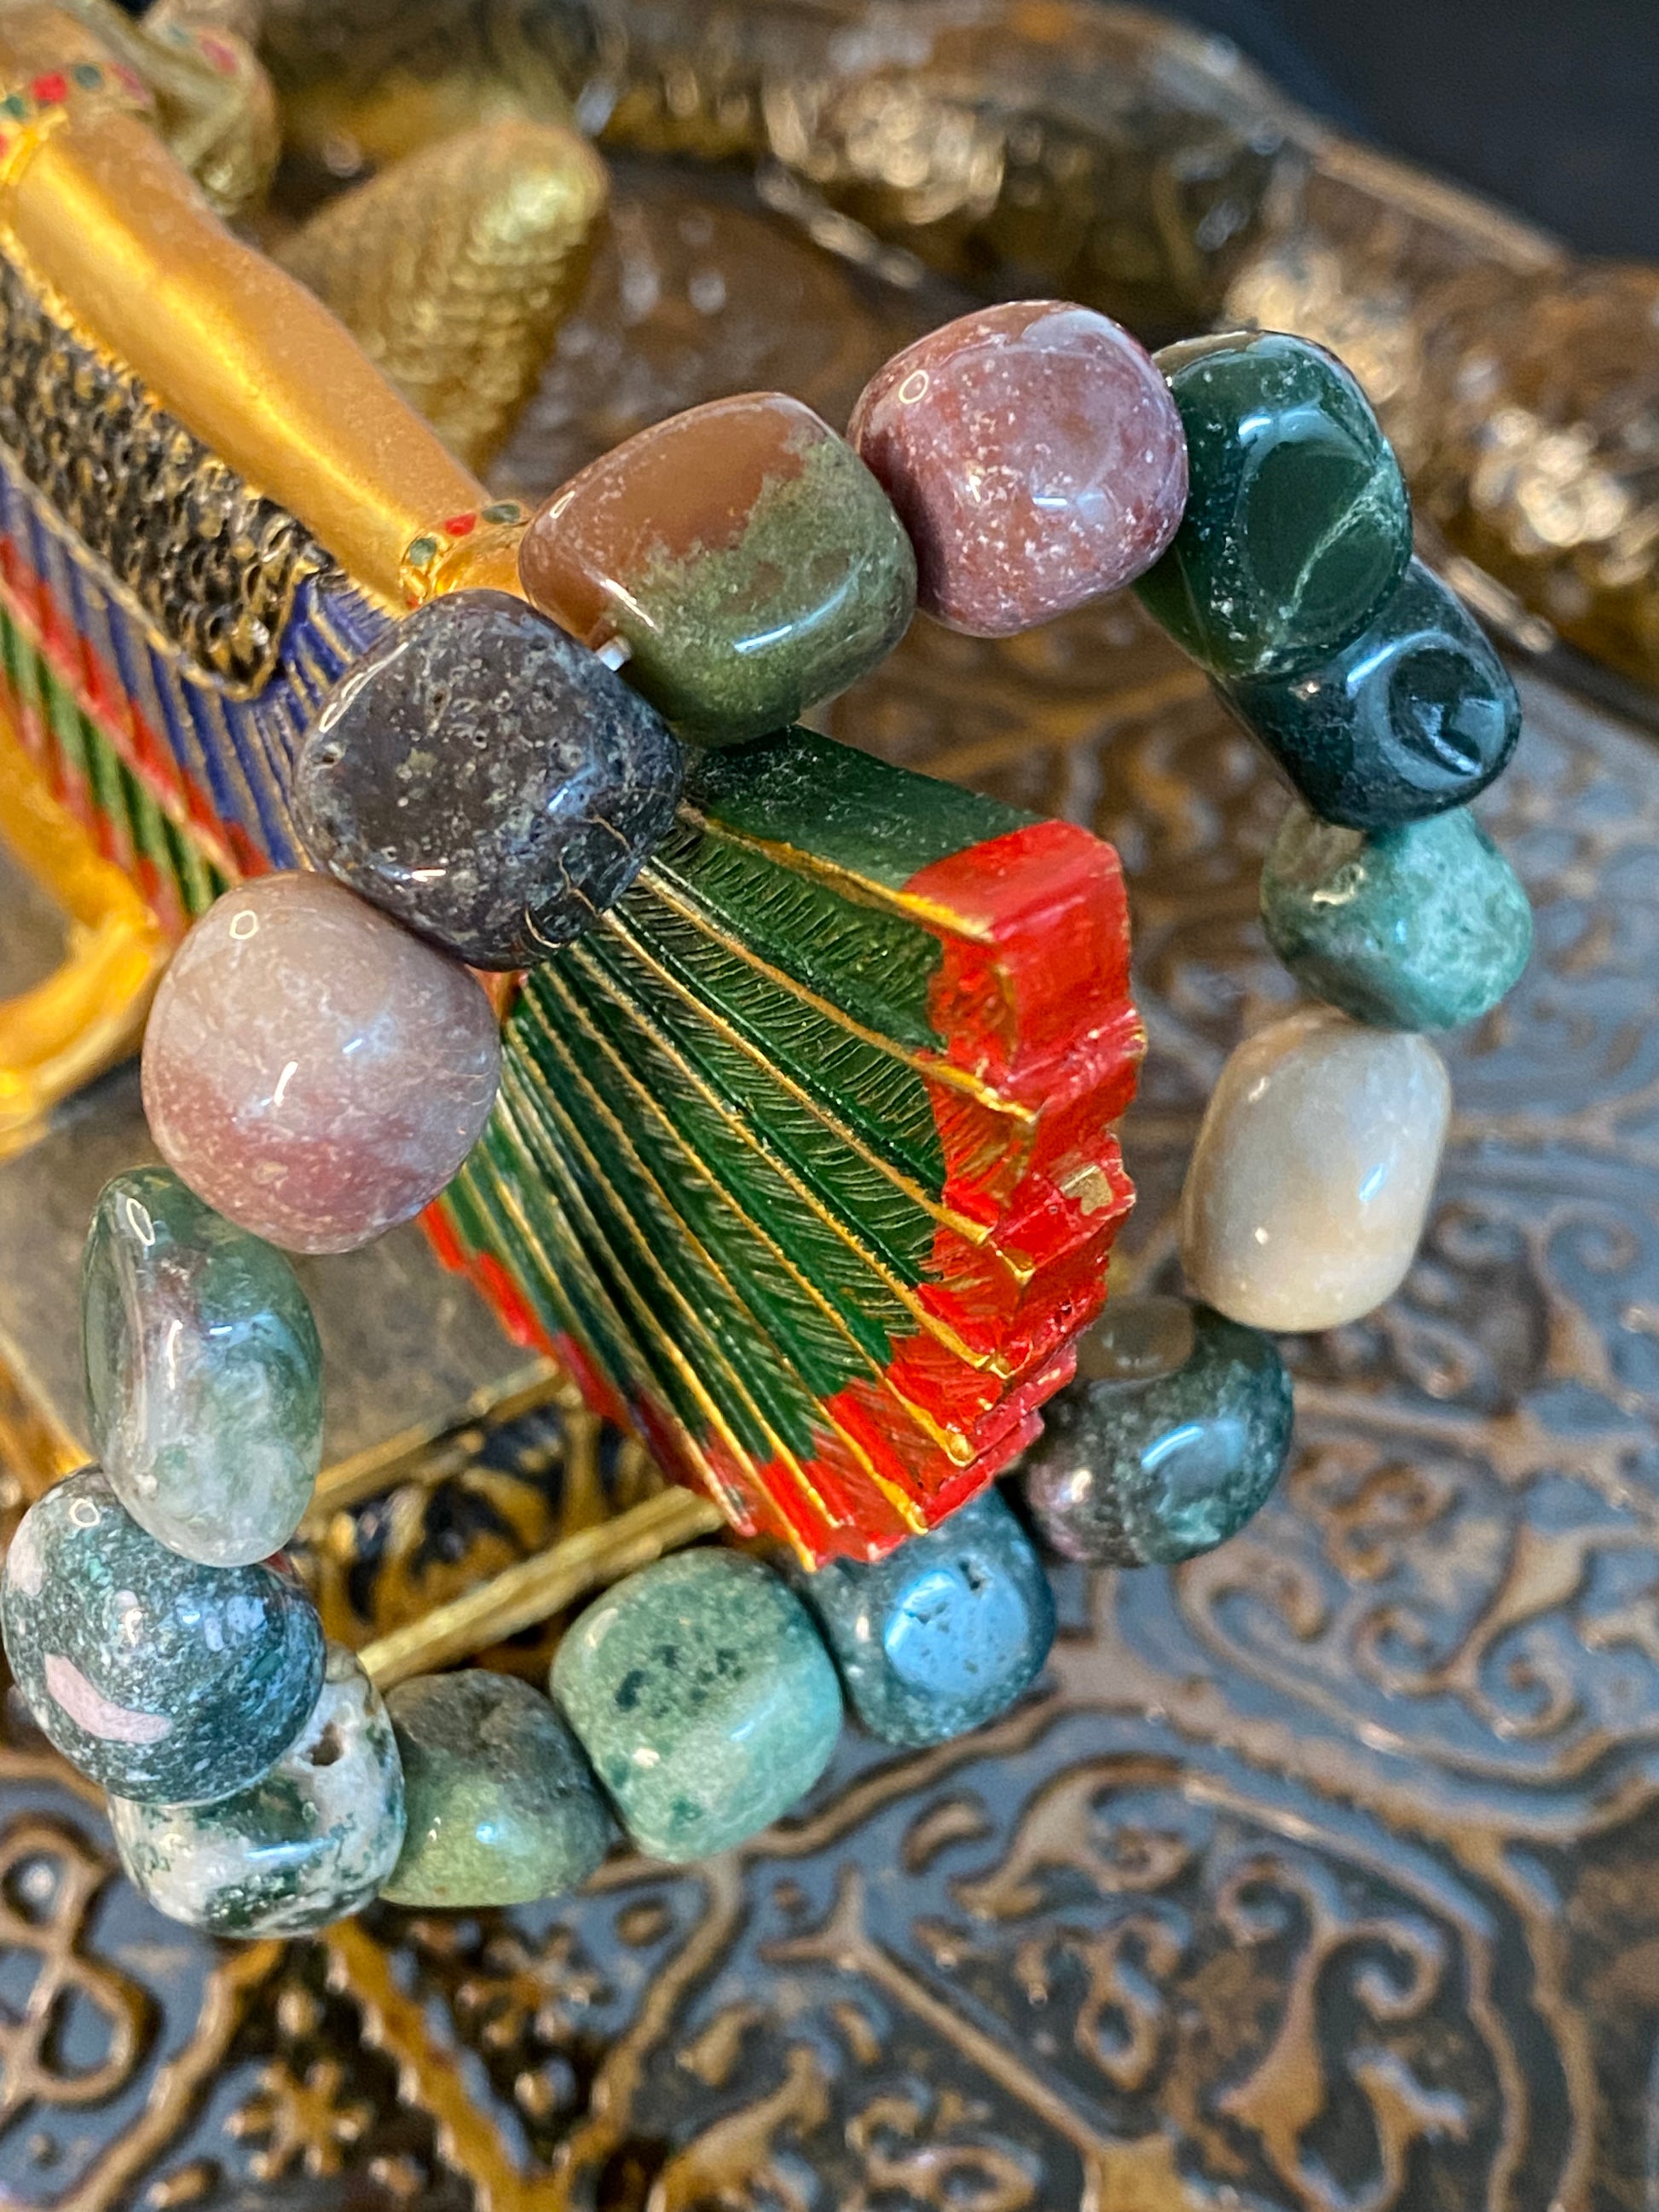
[1262,801,1533,1031]
[380,1671,611,1908]
[1221,559,1522,829]
[1,1468,324,1804]
[1020,1297,1292,1568]
[83,1167,322,1567]
[1135,330,1411,680]
[108,1645,404,1937]
[552,1549,842,1862]
[796,1489,1054,1747]
[518,392,916,748]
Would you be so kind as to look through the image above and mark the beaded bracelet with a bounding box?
[0,303,1529,1934]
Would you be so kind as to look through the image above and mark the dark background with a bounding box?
[1171,0,1655,259]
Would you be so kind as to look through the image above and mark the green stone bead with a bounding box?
[83,1167,322,1567]
[107,1645,405,1937]
[1262,800,1534,1031]
[1220,558,1522,829]
[380,1671,612,1908]
[1135,330,1411,680]
[0,1467,324,1804]
[1020,1297,1292,1568]
[552,1549,842,1862]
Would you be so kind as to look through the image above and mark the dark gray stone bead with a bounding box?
[1021,1297,1293,1568]
[795,1487,1055,1747]
[1,1467,324,1804]
[295,589,685,969]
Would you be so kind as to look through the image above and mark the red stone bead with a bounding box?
[848,301,1188,637]
[142,875,501,1255]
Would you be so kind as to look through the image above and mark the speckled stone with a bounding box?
[1178,1006,1451,1332]
[1220,558,1523,829]
[519,392,916,748]
[107,1644,404,1937]
[847,301,1188,636]
[142,873,500,1255]
[1,1468,323,1804]
[1021,1297,1292,1567]
[380,1670,612,1908]
[552,1549,842,1862]
[295,591,685,970]
[795,1488,1054,1746]
[1135,329,1412,680]
[82,1167,322,1567]
[1262,800,1534,1030]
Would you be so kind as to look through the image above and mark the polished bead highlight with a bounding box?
[82,1167,322,1567]
[1178,1007,1451,1332]
[380,1670,612,1909]
[552,1549,842,1862]
[1,1469,324,1805]
[1135,329,1412,680]
[108,1645,405,1937]
[848,301,1188,636]
[1022,1297,1293,1567]
[1261,801,1534,1030]
[142,874,501,1255]
[296,590,685,969]
[1220,558,1522,829]
[796,1487,1055,1746]
[518,392,916,747]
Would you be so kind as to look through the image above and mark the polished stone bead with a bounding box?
[1178,1006,1451,1332]
[847,301,1188,636]
[142,873,500,1256]
[1135,329,1412,680]
[1262,801,1533,1031]
[380,1670,611,1908]
[82,1166,322,1567]
[0,1468,323,1805]
[518,392,916,748]
[107,1645,404,1937]
[1222,558,1521,829]
[295,590,685,970]
[552,1549,842,1862]
[1021,1297,1292,1567]
[795,1488,1054,1746]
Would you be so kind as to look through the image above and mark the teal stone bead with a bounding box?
[380,1670,612,1908]
[1,1468,324,1804]
[1220,559,1522,829]
[552,1549,842,1862]
[83,1167,323,1567]
[1020,1297,1292,1568]
[1134,329,1412,680]
[1262,800,1534,1031]
[795,1488,1054,1747]
[107,1644,404,1937]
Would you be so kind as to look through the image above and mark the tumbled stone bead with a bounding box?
[1135,329,1412,680]
[295,591,685,970]
[847,301,1188,636]
[380,1670,611,1908]
[1021,1297,1292,1568]
[518,392,916,747]
[82,1166,322,1567]
[1219,558,1522,829]
[107,1645,403,1937]
[142,873,500,1256]
[1179,1006,1450,1332]
[1262,801,1533,1031]
[552,1549,842,1862]
[1,1468,323,1805]
[795,1488,1054,1747]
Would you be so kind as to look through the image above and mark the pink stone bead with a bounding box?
[142,875,501,1255]
[848,301,1188,637]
